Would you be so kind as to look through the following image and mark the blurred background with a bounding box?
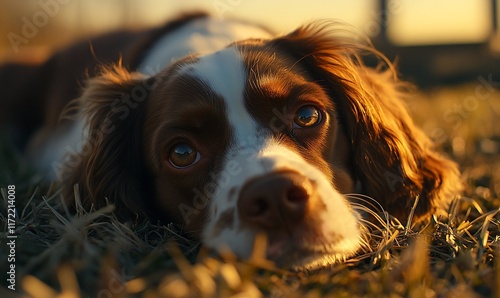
[0,0,499,86]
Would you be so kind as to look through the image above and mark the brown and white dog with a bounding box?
[1,13,461,269]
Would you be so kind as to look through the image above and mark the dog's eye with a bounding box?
[169,143,200,168]
[293,105,321,128]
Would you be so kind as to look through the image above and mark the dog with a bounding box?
[0,13,462,270]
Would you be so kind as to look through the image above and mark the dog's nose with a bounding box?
[237,171,313,229]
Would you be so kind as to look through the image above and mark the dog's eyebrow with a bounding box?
[256,75,331,107]
[257,75,291,99]
[156,100,228,138]
[160,114,216,135]
[161,124,205,134]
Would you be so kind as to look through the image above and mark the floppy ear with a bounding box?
[273,22,462,223]
[63,66,156,220]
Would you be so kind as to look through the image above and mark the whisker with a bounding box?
[345,193,385,213]
[350,202,392,229]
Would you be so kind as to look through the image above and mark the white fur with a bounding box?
[203,141,362,261]
[32,118,87,180]
[177,46,258,143]
[182,45,362,263]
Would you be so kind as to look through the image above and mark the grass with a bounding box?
[1,82,499,297]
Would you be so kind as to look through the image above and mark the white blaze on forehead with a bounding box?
[177,46,257,143]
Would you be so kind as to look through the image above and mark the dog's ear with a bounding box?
[63,65,157,220]
[273,22,462,223]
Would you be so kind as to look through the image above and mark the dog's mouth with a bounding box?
[271,248,350,272]
[258,232,360,271]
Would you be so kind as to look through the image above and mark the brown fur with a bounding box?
[269,21,462,222]
[63,66,153,220]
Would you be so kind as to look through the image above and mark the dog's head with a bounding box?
[66,21,461,269]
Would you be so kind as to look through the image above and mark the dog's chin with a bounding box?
[271,249,351,272]
[289,253,348,272]
[266,239,357,272]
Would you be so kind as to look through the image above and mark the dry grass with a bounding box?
[1,82,499,297]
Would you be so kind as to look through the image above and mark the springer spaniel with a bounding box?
[1,13,461,270]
